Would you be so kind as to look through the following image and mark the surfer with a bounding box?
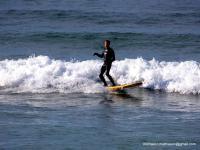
[93,40,116,86]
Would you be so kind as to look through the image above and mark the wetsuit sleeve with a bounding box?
[94,51,104,58]
[112,49,115,62]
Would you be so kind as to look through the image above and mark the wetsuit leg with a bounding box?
[99,65,107,86]
[105,63,116,86]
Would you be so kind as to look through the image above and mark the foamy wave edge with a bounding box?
[0,55,199,94]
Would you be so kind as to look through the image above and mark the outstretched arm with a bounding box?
[93,52,104,58]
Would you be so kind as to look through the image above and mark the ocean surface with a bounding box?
[0,0,200,149]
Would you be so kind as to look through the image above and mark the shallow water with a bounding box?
[0,89,200,149]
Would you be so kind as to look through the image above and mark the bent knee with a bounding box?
[106,73,110,76]
[99,74,103,78]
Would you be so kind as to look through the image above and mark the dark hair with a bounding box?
[105,40,110,45]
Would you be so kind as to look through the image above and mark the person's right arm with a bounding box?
[93,51,104,58]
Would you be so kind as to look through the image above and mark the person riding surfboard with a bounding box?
[93,40,116,86]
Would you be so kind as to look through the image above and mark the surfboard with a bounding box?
[107,81,143,91]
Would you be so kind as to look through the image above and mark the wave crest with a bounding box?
[0,56,199,94]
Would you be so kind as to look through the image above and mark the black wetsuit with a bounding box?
[94,47,116,86]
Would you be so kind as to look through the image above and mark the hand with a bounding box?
[93,53,97,56]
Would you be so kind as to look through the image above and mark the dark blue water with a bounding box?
[0,0,200,61]
[0,0,200,149]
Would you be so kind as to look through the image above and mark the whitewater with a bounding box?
[0,55,199,94]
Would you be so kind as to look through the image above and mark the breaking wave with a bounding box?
[0,55,199,94]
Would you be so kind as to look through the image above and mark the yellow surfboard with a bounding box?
[107,81,143,91]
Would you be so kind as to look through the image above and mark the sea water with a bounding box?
[0,0,200,149]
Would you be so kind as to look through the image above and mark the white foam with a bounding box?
[0,55,200,94]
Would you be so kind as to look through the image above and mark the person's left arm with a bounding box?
[111,49,115,62]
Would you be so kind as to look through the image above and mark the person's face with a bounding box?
[104,41,110,48]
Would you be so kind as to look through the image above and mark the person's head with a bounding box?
[104,40,110,48]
